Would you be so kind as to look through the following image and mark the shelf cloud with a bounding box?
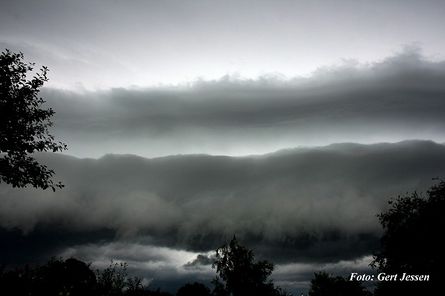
[40,49,445,158]
[1,140,444,265]
[2,1,445,293]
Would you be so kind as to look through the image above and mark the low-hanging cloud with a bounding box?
[1,140,444,264]
[57,241,374,293]
[59,242,213,293]
[42,49,445,158]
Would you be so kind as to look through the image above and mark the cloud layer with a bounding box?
[3,1,445,89]
[38,49,445,157]
[1,140,444,264]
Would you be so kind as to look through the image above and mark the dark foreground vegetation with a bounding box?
[309,272,371,296]
[0,49,66,191]
[0,257,177,296]
[0,236,288,296]
[370,179,445,296]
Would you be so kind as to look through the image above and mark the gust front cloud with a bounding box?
[41,48,445,158]
[1,141,444,265]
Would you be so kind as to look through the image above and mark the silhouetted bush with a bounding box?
[371,180,445,295]
[96,261,130,296]
[309,272,371,296]
[0,258,173,296]
[0,258,96,296]
[176,282,210,296]
[211,236,289,296]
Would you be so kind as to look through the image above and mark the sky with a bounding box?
[1,0,445,90]
[1,0,445,294]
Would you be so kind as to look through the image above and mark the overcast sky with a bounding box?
[1,0,445,89]
[1,0,445,294]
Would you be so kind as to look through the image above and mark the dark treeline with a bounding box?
[0,237,287,296]
[309,272,371,296]
[0,259,172,296]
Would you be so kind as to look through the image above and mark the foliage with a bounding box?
[0,258,173,296]
[176,282,210,296]
[308,272,371,296]
[96,261,131,296]
[0,258,96,296]
[371,180,445,295]
[211,236,289,296]
[0,49,66,190]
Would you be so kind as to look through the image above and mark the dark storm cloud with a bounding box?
[40,50,445,157]
[0,227,114,265]
[1,140,445,264]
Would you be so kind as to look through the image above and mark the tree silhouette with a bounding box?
[211,236,288,296]
[371,180,445,295]
[308,272,370,296]
[0,49,66,190]
[96,261,131,296]
[0,258,97,296]
[176,282,210,296]
[0,257,174,296]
